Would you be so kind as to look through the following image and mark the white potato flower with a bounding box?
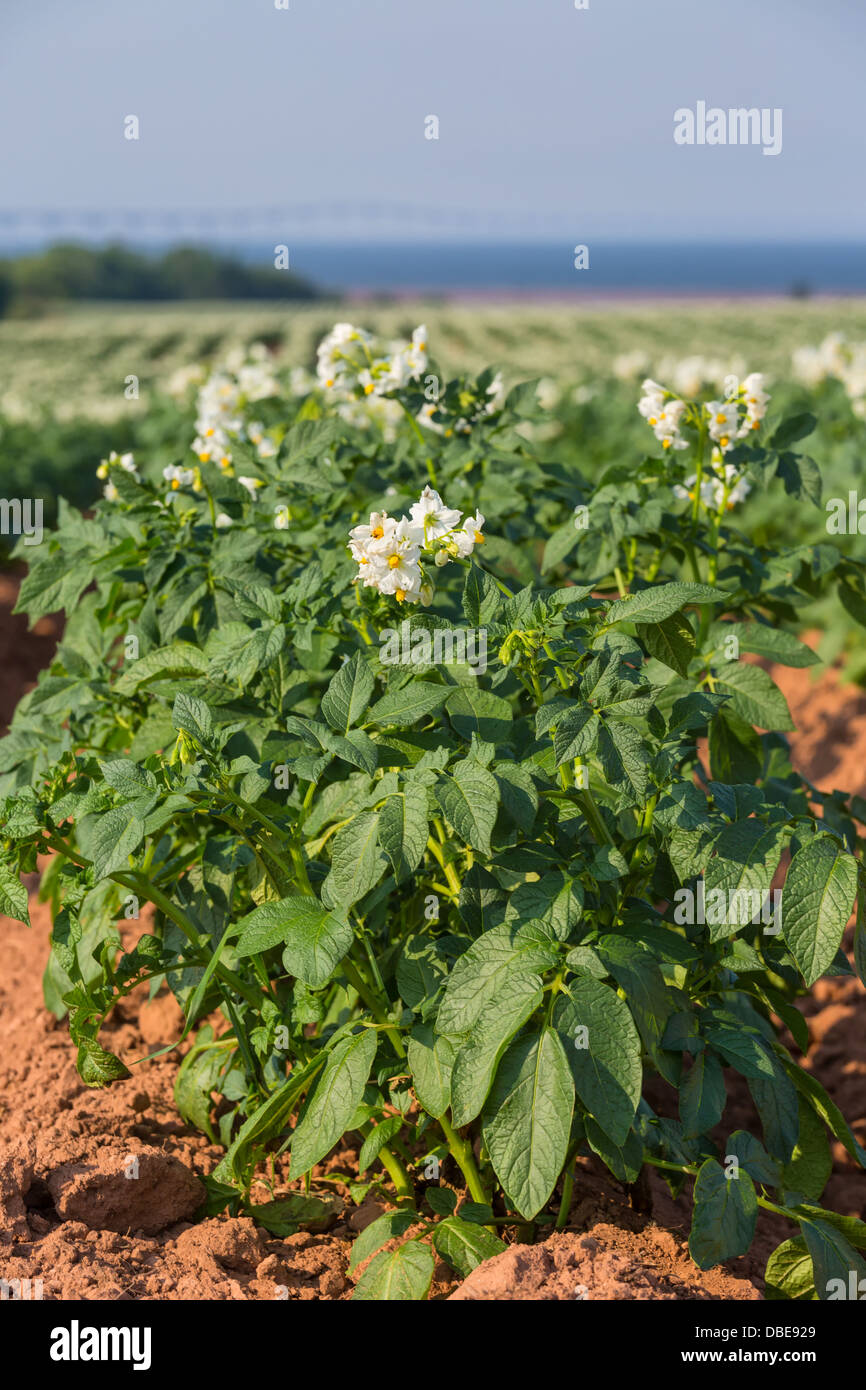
[408,486,463,543]
[163,464,196,491]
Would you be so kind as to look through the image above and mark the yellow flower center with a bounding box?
[662,438,672,449]
[395,589,406,602]
[474,531,484,543]
[205,426,215,437]
[198,451,211,463]
[171,478,180,489]
[371,526,384,539]
[364,383,375,395]
[716,413,727,424]
[720,435,730,448]
[648,416,658,426]
[388,554,401,568]
[751,419,760,430]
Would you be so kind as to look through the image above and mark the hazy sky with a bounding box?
[1,0,864,242]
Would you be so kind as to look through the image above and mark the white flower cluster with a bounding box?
[793,333,866,417]
[348,486,485,604]
[673,454,752,512]
[316,322,428,398]
[638,372,769,454]
[96,450,139,500]
[638,379,690,450]
[191,344,279,471]
[706,372,770,452]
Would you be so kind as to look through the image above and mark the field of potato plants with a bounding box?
[2,305,866,1302]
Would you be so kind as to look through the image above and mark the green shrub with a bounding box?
[3,327,866,1299]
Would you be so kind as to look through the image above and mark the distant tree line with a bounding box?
[0,243,322,314]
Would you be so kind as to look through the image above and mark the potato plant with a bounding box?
[3,328,866,1300]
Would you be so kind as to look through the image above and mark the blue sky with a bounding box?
[1,0,863,242]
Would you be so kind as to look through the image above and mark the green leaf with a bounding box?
[407,1023,456,1118]
[213,1057,324,1182]
[679,1052,726,1138]
[724,1130,780,1186]
[552,705,599,766]
[764,1238,816,1301]
[494,763,539,834]
[324,811,387,909]
[172,692,215,746]
[435,762,499,856]
[781,1060,866,1169]
[236,894,352,987]
[450,975,544,1126]
[347,1211,415,1273]
[245,1192,338,1237]
[637,612,696,677]
[462,567,502,626]
[597,721,647,802]
[352,1240,434,1301]
[481,1027,574,1220]
[88,804,147,880]
[585,1116,643,1182]
[708,622,820,669]
[290,1029,377,1179]
[446,688,512,745]
[781,834,858,986]
[432,1216,507,1276]
[378,782,429,883]
[800,1217,866,1301]
[748,1070,801,1163]
[0,862,29,925]
[358,1115,403,1174]
[321,652,375,733]
[715,662,794,732]
[708,707,763,783]
[606,582,729,627]
[554,975,642,1146]
[366,681,448,727]
[541,518,580,574]
[76,1036,132,1087]
[115,641,209,694]
[703,820,786,942]
[770,412,816,449]
[436,920,559,1037]
[781,1098,832,1202]
[688,1158,757,1270]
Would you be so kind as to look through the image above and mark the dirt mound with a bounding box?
[449,1225,761,1301]
[45,1148,205,1236]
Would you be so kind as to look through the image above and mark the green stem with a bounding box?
[427,835,461,898]
[556,1163,575,1231]
[341,957,405,1059]
[358,1123,415,1208]
[439,1112,490,1207]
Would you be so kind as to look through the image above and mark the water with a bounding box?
[254,241,866,296]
